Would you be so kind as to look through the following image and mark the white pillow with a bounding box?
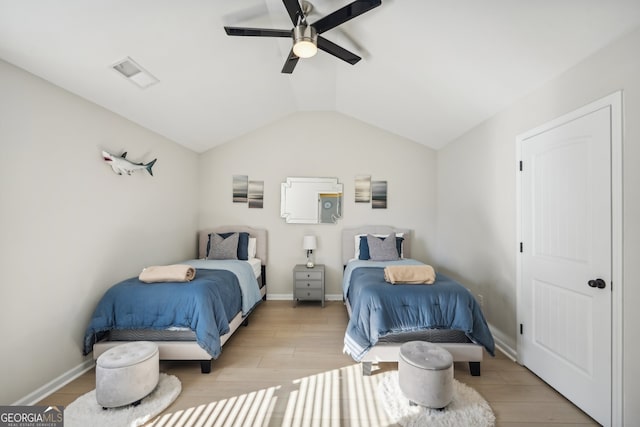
[248,237,257,259]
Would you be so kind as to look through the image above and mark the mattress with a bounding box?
[247,258,261,279]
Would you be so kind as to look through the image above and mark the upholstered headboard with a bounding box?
[341,226,412,266]
[198,226,268,265]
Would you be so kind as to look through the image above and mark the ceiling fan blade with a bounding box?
[312,0,381,34]
[281,49,300,74]
[282,0,304,25]
[317,36,361,65]
[224,27,292,38]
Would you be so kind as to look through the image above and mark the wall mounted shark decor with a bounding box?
[102,151,157,176]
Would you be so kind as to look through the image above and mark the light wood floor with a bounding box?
[39,301,599,426]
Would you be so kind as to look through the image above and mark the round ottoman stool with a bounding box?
[398,341,454,409]
[96,341,159,408]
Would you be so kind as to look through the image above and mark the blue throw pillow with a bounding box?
[358,236,371,260]
[358,235,404,260]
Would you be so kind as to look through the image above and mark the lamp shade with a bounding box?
[293,24,318,58]
[303,235,317,250]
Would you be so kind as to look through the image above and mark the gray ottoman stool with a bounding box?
[398,341,454,409]
[96,341,159,408]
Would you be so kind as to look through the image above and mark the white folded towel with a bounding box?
[139,264,196,283]
[384,265,436,285]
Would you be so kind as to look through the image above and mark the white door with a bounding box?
[518,106,612,425]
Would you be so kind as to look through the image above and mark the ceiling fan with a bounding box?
[224,0,382,74]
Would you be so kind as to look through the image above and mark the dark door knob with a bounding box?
[588,278,606,289]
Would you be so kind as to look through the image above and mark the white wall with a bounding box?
[7,24,639,419]
[0,60,200,405]
[198,111,438,297]
[436,26,640,423]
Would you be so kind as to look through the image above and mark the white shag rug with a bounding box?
[378,371,495,427]
[65,373,181,427]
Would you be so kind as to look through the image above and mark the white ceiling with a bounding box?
[1,0,639,153]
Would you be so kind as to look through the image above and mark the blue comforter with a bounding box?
[184,259,262,316]
[83,267,254,358]
[343,260,495,361]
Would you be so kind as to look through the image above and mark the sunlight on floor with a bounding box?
[148,364,392,427]
[149,385,279,427]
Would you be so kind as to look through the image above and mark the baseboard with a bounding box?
[266,294,344,301]
[488,322,517,361]
[265,293,293,301]
[12,359,95,406]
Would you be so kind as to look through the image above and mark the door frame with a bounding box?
[515,91,623,426]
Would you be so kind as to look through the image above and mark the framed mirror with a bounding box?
[281,177,343,224]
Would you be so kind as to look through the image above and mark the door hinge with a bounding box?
[520,324,523,335]
[519,160,523,171]
[520,242,523,253]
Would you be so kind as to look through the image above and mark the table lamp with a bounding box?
[303,235,317,268]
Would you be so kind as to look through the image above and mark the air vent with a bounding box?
[111,57,158,89]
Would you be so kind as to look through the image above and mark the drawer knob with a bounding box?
[307,283,310,287]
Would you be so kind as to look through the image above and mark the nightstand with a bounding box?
[293,264,325,307]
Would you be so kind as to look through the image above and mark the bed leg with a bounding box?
[200,360,212,374]
[362,362,372,376]
[242,318,249,327]
[469,361,481,376]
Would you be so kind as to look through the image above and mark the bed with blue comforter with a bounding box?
[343,260,495,363]
[341,226,495,376]
[83,264,261,359]
[86,227,268,373]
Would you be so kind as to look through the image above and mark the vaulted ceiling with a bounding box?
[1,0,639,153]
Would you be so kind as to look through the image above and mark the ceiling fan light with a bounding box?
[293,24,318,58]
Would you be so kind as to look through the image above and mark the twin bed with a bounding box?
[341,226,495,375]
[83,226,267,373]
[84,224,494,377]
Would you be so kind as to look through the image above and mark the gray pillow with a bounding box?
[367,233,400,261]
[207,233,239,260]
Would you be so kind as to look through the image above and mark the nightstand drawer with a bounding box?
[295,271,323,280]
[296,289,323,300]
[295,280,322,290]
